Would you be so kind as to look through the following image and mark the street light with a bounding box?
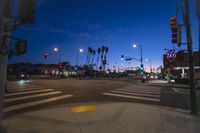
[133,43,144,82]
[132,43,143,68]
[76,48,83,66]
[53,47,61,64]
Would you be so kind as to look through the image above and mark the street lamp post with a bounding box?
[76,48,83,66]
[133,44,144,82]
[133,44,143,67]
[54,47,61,64]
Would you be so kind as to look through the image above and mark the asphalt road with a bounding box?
[3,78,200,118]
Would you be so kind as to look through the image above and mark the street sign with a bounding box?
[166,50,176,62]
[125,58,132,61]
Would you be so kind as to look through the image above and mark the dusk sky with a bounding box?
[10,0,199,71]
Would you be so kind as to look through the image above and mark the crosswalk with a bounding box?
[4,83,73,113]
[103,85,161,102]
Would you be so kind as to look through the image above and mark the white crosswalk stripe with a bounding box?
[4,84,73,113]
[4,95,73,113]
[7,87,45,92]
[103,86,161,102]
[7,86,44,90]
[110,90,160,98]
[5,91,62,103]
[115,88,160,94]
[5,89,54,97]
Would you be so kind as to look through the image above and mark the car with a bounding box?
[16,73,30,79]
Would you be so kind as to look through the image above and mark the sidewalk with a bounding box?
[3,102,200,133]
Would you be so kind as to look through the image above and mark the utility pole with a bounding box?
[184,0,198,114]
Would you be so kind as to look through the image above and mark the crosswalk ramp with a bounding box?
[103,86,161,102]
[4,84,73,113]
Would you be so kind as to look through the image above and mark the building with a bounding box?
[163,51,200,79]
[7,62,77,77]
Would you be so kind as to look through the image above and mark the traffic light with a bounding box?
[121,55,124,61]
[140,64,144,71]
[19,0,36,24]
[14,40,27,55]
[43,52,48,58]
[170,16,177,44]
[170,16,182,45]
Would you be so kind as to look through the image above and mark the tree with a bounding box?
[101,46,105,65]
[86,47,90,65]
[87,47,93,65]
[104,46,109,60]
[89,48,94,65]
[91,50,96,66]
[96,48,101,70]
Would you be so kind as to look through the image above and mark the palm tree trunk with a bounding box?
[96,54,99,70]
[88,55,91,65]
[86,52,89,65]
[92,55,94,66]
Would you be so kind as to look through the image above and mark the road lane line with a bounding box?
[110,90,160,98]
[4,95,73,113]
[103,93,160,102]
[5,91,62,103]
[5,89,54,97]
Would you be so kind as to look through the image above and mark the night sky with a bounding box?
[10,0,199,71]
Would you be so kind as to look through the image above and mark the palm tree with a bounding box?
[88,47,93,65]
[105,46,109,54]
[91,50,96,66]
[96,48,101,70]
[102,46,109,72]
[86,47,91,65]
[104,46,109,60]
[101,46,105,65]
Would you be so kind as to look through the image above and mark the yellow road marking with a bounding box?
[72,105,96,113]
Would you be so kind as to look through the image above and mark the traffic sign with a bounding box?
[166,50,176,62]
[125,58,132,61]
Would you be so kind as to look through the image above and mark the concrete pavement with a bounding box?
[3,102,200,133]
[147,80,189,89]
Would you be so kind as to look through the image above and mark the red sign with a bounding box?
[166,50,176,62]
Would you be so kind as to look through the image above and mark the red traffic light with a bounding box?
[43,52,48,58]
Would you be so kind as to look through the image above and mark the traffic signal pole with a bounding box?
[184,0,198,114]
[0,0,7,131]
